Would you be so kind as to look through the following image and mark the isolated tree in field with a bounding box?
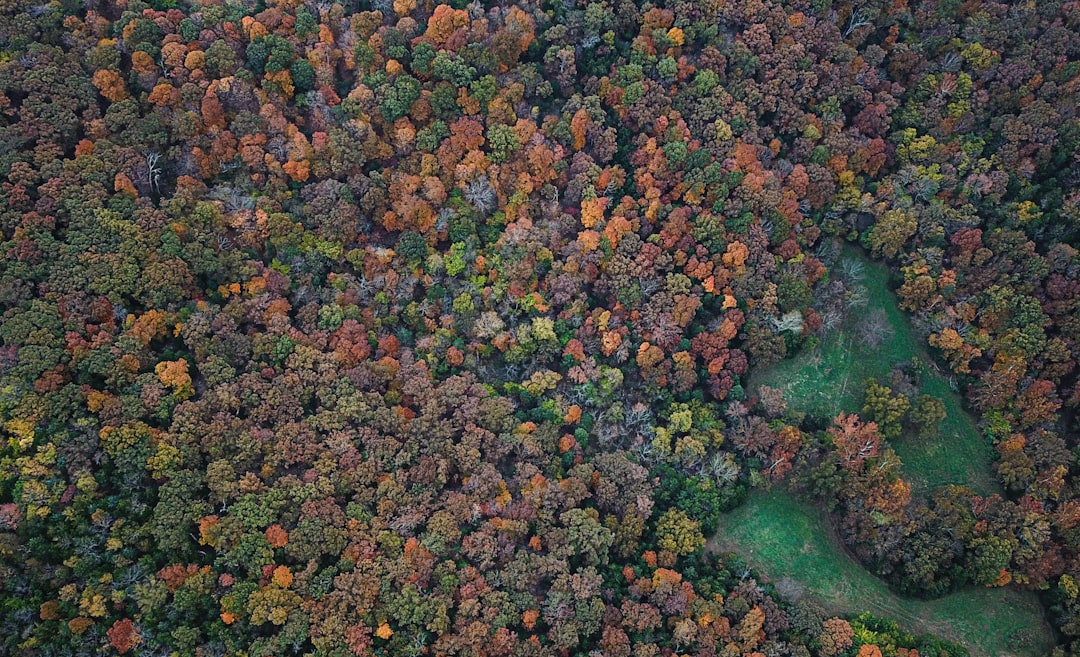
[909,394,946,439]
[855,309,893,352]
[862,380,910,441]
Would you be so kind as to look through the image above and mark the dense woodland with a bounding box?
[0,0,1078,654]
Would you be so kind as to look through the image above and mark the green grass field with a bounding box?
[749,248,998,494]
[713,491,1054,657]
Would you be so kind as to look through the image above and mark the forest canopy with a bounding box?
[0,0,1078,655]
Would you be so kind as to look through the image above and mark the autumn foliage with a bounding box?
[0,0,1077,655]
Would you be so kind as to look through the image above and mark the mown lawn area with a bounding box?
[713,491,1054,657]
[749,248,997,494]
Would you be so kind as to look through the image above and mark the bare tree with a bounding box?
[845,286,869,310]
[464,175,496,214]
[774,577,806,602]
[839,257,865,283]
[624,402,653,430]
[814,239,840,265]
[939,51,962,73]
[843,7,874,38]
[704,452,740,486]
[855,308,893,351]
[757,385,788,418]
[144,151,163,194]
[769,311,804,334]
[819,309,844,333]
[210,185,255,212]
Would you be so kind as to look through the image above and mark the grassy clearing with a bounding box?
[749,248,997,494]
[713,491,1054,657]
[729,250,1043,655]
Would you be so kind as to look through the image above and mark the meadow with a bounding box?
[713,491,1054,657]
[729,249,1051,655]
[749,249,998,494]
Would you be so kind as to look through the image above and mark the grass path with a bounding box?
[713,491,1054,657]
[749,247,997,494]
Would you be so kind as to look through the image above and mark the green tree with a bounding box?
[247,35,295,75]
[486,123,520,163]
[862,380,910,441]
[380,75,421,121]
[909,394,946,438]
[432,52,476,86]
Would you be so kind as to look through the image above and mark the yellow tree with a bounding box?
[655,509,704,556]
